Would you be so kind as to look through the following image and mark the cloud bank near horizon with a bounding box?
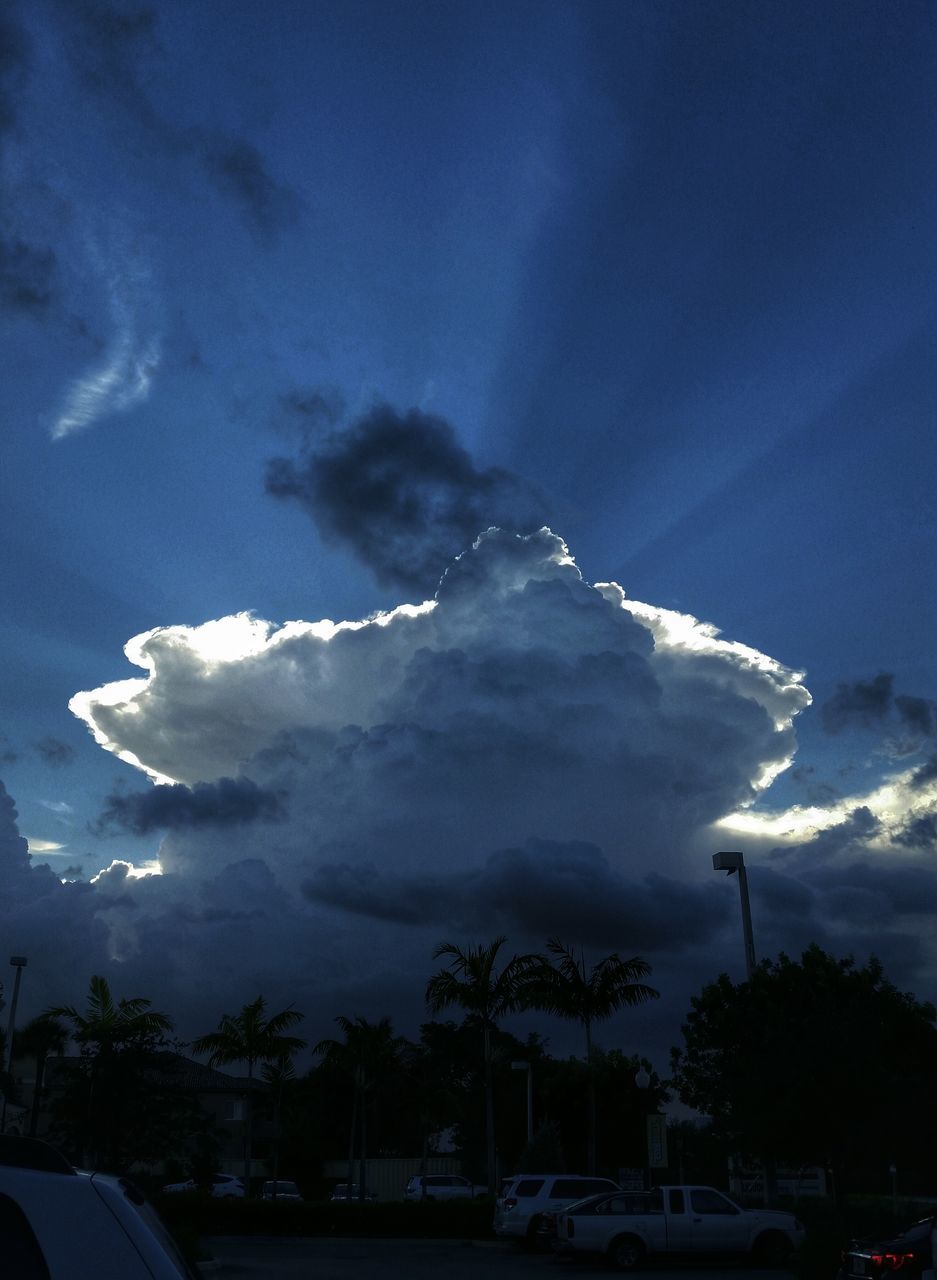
[3,529,936,1048]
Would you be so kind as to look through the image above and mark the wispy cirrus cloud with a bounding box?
[51,236,161,440]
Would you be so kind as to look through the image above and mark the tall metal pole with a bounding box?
[713,853,756,980]
[736,863,756,981]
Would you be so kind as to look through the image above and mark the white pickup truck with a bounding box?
[555,1183,804,1271]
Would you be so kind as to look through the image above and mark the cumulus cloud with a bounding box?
[265,404,551,594]
[96,777,285,835]
[304,837,734,952]
[0,528,927,1052]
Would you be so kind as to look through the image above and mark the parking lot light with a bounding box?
[713,852,756,980]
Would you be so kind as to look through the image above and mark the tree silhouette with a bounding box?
[192,996,305,1193]
[523,939,658,1173]
[14,1015,67,1137]
[426,937,540,1194]
[46,975,174,1166]
[315,1014,407,1200]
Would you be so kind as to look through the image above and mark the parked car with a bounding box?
[261,1179,303,1201]
[555,1184,805,1270]
[330,1182,376,1200]
[493,1172,621,1245]
[404,1174,488,1201]
[839,1216,937,1280]
[0,1133,198,1278]
[162,1172,245,1197]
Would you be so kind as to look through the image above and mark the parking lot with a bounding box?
[203,1236,796,1279]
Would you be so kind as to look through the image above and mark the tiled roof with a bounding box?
[42,1052,266,1094]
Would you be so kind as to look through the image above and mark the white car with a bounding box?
[162,1172,245,1197]
[404,1174,487,1201]
[261,1179,303,1201]
[493,1172,621,1244]
[0,1133,198,1278]
[555,1184,805,1270]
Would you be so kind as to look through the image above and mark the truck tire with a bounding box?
[524,1216,549,1252]
[608,1234,645,1271]
[753,1230,793,1266]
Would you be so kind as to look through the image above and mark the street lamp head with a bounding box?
[634,1068,651,1090]
[9,956,27,968]
[713,852,743,875]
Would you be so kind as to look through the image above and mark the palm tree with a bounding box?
[524,939,659,1173]
[191,996,305,1193]
[48,975,173,1052]
[14,1015,67,1137]
[47,975,173,1165]
[260,1053,296,1191]
[425,937,540,1195]
[314,1015,407,1201]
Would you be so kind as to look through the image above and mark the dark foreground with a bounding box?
[202,1235,796,1279]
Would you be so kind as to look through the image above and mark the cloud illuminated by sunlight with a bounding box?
[718,765,937,846]
[27,838,65,852]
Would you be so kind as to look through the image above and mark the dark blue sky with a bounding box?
[2,0,936,1047]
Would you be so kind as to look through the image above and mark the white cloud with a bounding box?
[71,528,810,887]
[51,236,161,440]
[3,530,933,1053]
[26,838,65,852]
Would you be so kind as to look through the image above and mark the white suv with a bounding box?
[494,1172,621,1244]
[0,1134,198,1278]
[404,1173,487,1200]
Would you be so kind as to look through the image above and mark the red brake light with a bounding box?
[870,1253,916,1271]
[504,1197,517,1210]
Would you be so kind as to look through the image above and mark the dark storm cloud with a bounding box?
[96,777,285,835]
[0,11,32,134]
[265,404,550,594]
[894,813,937,850]
[0,239,57,315]
[895,695,935,737]
[199,137,303,240]
[303,838,733,954]
[34,737,76,767]
[821,673,894,733]
[821,674,936,741]
[769,807,879,865]
[52,3,302,240]
[274,387,345,435]
[910,755,937,790]
[806,859,937,919]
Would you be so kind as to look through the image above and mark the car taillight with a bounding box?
[870,1253,917,1271]
[503,1197,517,1211]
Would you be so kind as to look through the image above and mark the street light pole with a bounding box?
[510,1061,533,1147]
[713,852,756,980]
[1,955,28,1134]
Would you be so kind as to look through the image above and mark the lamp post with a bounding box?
[713,852,756,980]
[1,955,27,1134]
[635,1067,650,1189]
[511,1061,533,1147]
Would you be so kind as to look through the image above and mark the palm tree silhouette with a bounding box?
[192,996,305,1194]
[315,1014,407,1200]
[524,939,658,1173]
[47,975,173,1165]
[14,1015,67,1137]
[426,937,540,1194]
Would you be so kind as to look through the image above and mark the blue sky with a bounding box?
[2,0,937,1055]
